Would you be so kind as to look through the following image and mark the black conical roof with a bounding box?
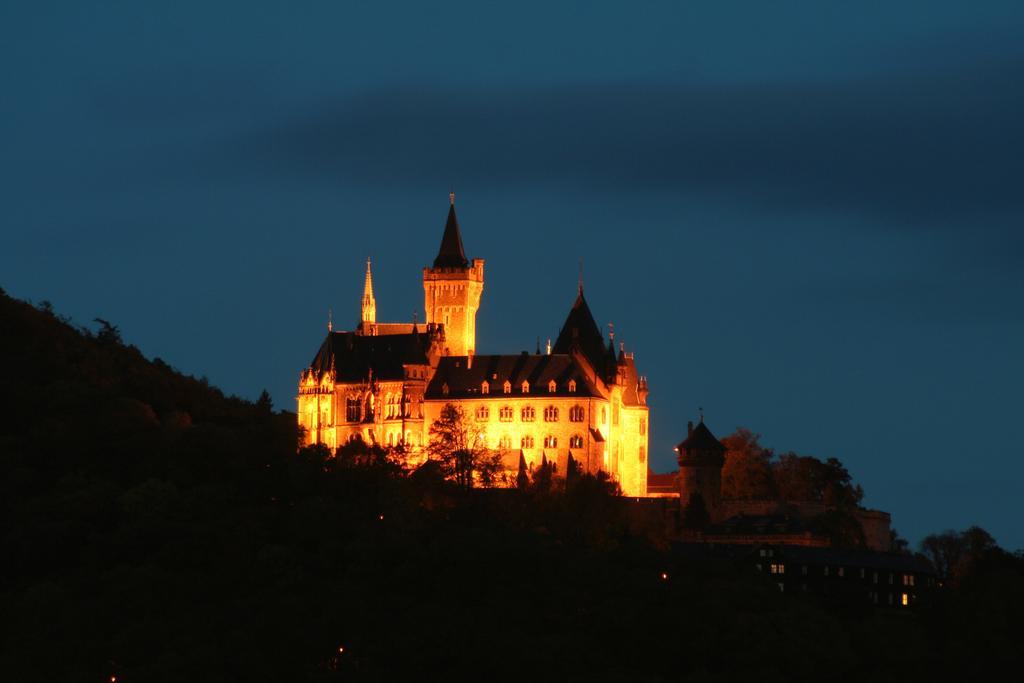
[433,202,470,268]
[552,289,606,370]
[676,421,726,467]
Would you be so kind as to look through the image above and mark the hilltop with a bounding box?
[0,289,1020,682]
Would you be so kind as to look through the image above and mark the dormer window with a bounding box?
[442,383,449,396]
[521,380,529,393]
[568,379,576,393]
[548,380,556,393]
[481,381,490,395]
[503,380,511,394]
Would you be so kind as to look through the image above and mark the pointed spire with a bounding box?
[361,257,376,324]
[433,194,470,268]
[578,258,584,295]
[327,308,333,332]
[552,287,606,370]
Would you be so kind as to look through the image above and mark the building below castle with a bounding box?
[297,195,651,496]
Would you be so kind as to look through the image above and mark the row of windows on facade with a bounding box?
[757,553,920,587]
[446,379,578,396]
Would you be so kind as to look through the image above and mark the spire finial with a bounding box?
[327,308,333,332]
[608,322,615,342]
[449,188,455,205]
[578,258,584,294]
[699,406,704,423]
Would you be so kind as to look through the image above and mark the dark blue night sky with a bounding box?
[2,1,1022,548]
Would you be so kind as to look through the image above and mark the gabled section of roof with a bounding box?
[433,200,470,269]
[677,421,726,467]
[309,330,432,382]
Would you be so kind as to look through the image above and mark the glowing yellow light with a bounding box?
[660,572,668,581]
[378,514,384,521]
[338,646,345,654]
[901,593,909,606]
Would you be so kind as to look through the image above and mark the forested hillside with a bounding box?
[1,290,1020,682]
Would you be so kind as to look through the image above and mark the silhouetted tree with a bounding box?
[256,389,273,414]
[773,453,863,507]
[426,403,503,489]
[720,428,775,500]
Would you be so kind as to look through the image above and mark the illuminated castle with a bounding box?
[297,194,651,496]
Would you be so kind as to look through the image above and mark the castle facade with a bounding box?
[297,195,651,496]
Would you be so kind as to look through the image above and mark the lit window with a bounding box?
[499,406,514,422]
[481,381,489,395]
[442,383,449,396]
[521,435,534,449]
[612,403,619,426]
[548,380,556,393]
[639,418,647,435]
[569,434,583,449]
[544,406,559,422]
[498,435,511,449]
[521,406,535,422]
[638,446,646,463]
[901,593,909,606]
[503,381,511,394]
[346,397,361,422]
[476,405,490,421]
[543,435,558,449]
[521,381,529,393]
[568,380,576,393]
[770,563,785,575]
[569,405,585,422]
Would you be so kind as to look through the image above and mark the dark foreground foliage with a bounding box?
[1,290,1022,682]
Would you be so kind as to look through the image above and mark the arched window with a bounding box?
[639,417,647,435]
[475,405,490,421]
[639,446,646,463]
[481,381,490,395]
[521,406,536,422]
[568,379,577,393]
[499,405,514,422]
[503,380,511,394]
[499,435,512,449]
[548,380,557,393]
[521,380,530,393]
[569,405,585,422]
[543,435,558,449]
[569,434,583,449]
[346,397,361,422]
[521,435,534,449]
[543,406,559,422]
[387,432,395,446]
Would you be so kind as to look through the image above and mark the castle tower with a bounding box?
[361,258,376,324]
[676,417,726,522]
[423,193,484,356]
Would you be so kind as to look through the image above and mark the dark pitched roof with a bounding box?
[308,330,431,382]
[552,290,606,370]
[433,202,470,269]
[424,353,601,399]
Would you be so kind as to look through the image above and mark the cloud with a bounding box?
[205,56,1024,223]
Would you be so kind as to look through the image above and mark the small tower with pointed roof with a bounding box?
[361,258,377,326]
[423,193,485,356]
[676,417,726,520]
